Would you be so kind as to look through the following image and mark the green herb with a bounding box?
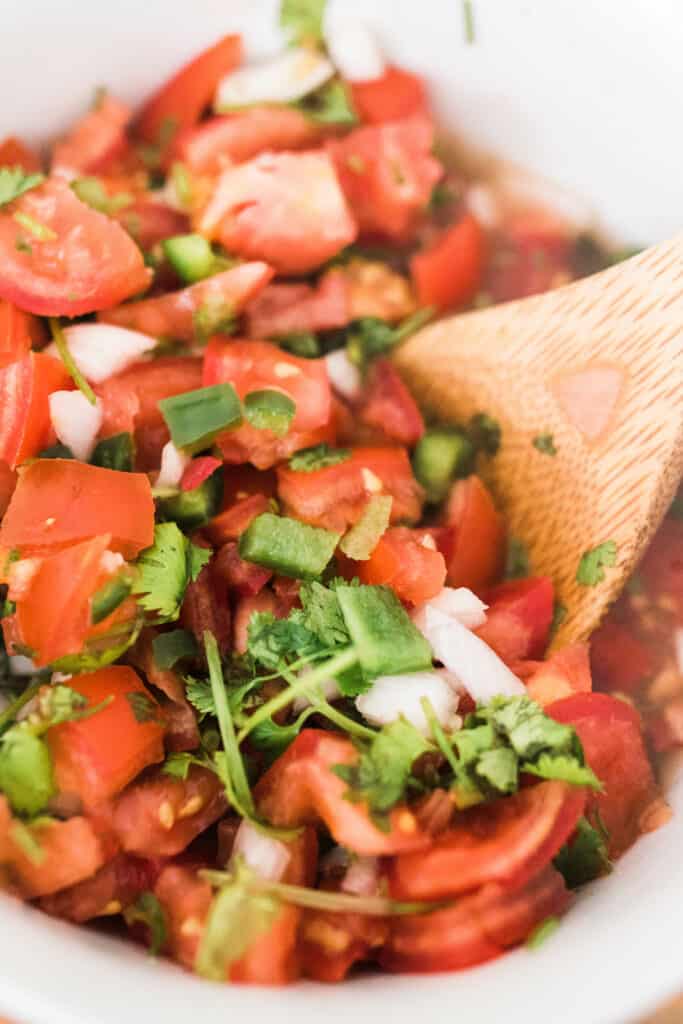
[346,317,396,368]
[38,442,75,460]
[49,318,97,406]
[15,237,32,254]
[162,233,223,284]
[91,574,132,625]
[333,718,429,829]
[554,816,612,888]
[468,412,501,456]
[532,433,557,456]
[0,728,54,815]
[193,298,237,343]
[243,389,296,438]
[391,306,435,344]
[280,0,326,46]
[12,211,56,241]
[162,751,196,780]
[123,892,168,956]
[288,443,350,472]
[152,629,198,670]
[576,540,618,587]
[277,331,320,358]
[549,602,567,638]
[526,916,560,950]
[132,523,211,621]
[0,167,45,208]
[126,691,160,724]
[294,79,358,126]
[185,676,217,718]
[159,384,242,453]
[339,495,392,560]
[412,428,474,503]
[429,182,456,212]
[247,613,320,671]
[250,709,315,765]
[463,0,476,44]
[10,820,45,865]
[72,177,132,215]
[505,537,530,580]
[91,432,135,472]
[239,513,339,580]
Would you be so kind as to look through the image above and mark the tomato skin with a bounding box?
[301,899,388,982]
[47,667,165,807]
[115,199,190,250]
[525,643,592,706]
[180,456,222,493]
[358,358,425,446]
[110,766,227,857]
[213,541,272,597]
[547,693,658,857]
[0,179,152,316]
[0,136,42,171]
[0,298,37,367]
[154,864,213,969]
[0,459,155,559]
[51,94,131,178]
[198,151,358,274]
[40,853,159,922]
[0,352,71,469]
[172,106,320,176]
[476,577,554,663]
[350,66,429,124]
[328,116,442,240]
[180,555,232,654]
[389,780,585,901]
[100,262,273,342]
[355,527,446,605]
[255,729,431,856]
[439,475,505,593]
[0,460,16,518]
[245,269,350,340]
[486,220,572,303]
[205,492,271,546]
[382,865,570,974]
[590,621,655,695]
[136,34,243,147]
[277,446,424,533]
[411,213,485,311]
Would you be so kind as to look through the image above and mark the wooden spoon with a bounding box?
[394,235,683,650]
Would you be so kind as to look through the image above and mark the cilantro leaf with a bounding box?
[532,433,557,456]
[0,728,54,815]
[280,0,326,45]
[505,537,530,580]
[247,611,320,670]
[468,412,501,456]
[294,79,358,126]
[250,710,314,765]
[126,691,161,724]
[522,752,601,789]
[152,629,198,670]
[162,751,195,780]
[482,696,577,761]
[278,331,320,358]
[554,816,612,888]
[123,892,168,956]
[185,676,216,717]
[288,444,350,472]
[0,167,45,208]
[132,523,211,621]
[475,746,519,794]
[298,581,350,649]
[576,540,618,587]
[346,317,396,368]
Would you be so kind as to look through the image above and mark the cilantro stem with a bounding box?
[49,318,97,406]
[393,306,435,344]
[0,680,43,734]
[237,647,359,745]
[204,631,255,817]
[307,696,376,741]
[421,697,460,774]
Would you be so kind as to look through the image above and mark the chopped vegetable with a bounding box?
[412,429,473,503]
[243,390,296,438]
[339,495,392,560]
[576,541,618,586]
[239,513,339,580]
[533,432,557,456]
[159,384,242,453]
[0,167,45,208]
[288,444,350,472]
[335,585,433,679]
[132,523,211,621]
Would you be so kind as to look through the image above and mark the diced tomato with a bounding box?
[0,459,155,558]
[233,589,279,655]
[300,888,389,982]
[180,456,222,493]
[0,460,16,518]
[590,621,655,695]
[51,95,131,178]
[47,666,165,806]
[410,212,485,311]
[525,644,592,706]
[0,352,71,469]
[205,492,271,546]
[382,865,570,974]
[127,629,200,752]
[389,780,585,901]
[100,262,273,342]
[213,541,272,597]
[355,527,446,605]
[136,35,243,148]
[350,66,429,125]
[341,259,417,324]
[0,298,37,367]
[0,179,151,316]
[172,106,320,176]
[328,117,442,240]
[154,864,213,968]
[0,136,42,172]
[180,556,232,654]
[198,151,357,274]
[439,475,505,593]
[115,199,190,250]
[358,359,425,446]
[221,465,277,506]
[476,577,554,663]
[255,729,431,856]
[5,812,115,898]
[547,692,658,857]
[486,219,573,303]
[277,446,424,533]
[245,269,350,340]
[40,853,159,922]
[111,766,227,857]
[638,518,683,624]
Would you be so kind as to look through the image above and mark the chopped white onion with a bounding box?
[465,184,501,230]
[100,551,125,575]
[46,323,157,385]
[427,612,525,702]
[9,655,38,676]
[324,349,362,401]
[341,856,380,896]
[675,629,683,676]
[413,587,488,637]
[232,820,291,882]
[156,442,191,490]
[215,48,334,110]
[49,390,103,462]
[356,671,460,736]
[324,20,386,82]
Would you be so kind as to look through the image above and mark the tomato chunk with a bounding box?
[100,262,273,342]
[358,359,425,446]
[350,66,429,124]
[245,269,350,340]
[0,136,42,172]
[180,556,232,654]
[355,527,446,605]
[206,492,271,546]
[439,475,505,593]
[277,446,424,533]
[154,864,213,969]
[198,151,357,274]
[115,198,190,250]
[51,94,131,178]
[590,621,655,695]
[547,693,658,857]
[301,890,389,982]
[0,298,37,367]
[255,729,431,856]
[486,218,572,303]
[41,853,159,922]
[525,644,592,706]
[213,541,272,597]
[0,352,71,468]
[476,577,554,663]
[0,459,155,559]
[47,667,165,806]
[411,213,485,311]
[0,460,16,518]
[0,179,151,316]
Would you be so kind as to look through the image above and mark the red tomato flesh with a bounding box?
[40,853,159,922]
[439,475,506,592]
[476,576,554,663]
[355,527,446,605]
[350,66,429,125]
[0,352,71,468]
[245,269,350,340]
[411,213,486,311]
[0,136,42,172]
[51,94,131,178]
[358,358,425,446]
[525,643,592,707]
[0,298,37,367]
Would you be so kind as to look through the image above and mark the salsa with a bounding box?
[0,0,678,986]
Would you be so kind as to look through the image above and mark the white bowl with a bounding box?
[2,2,683,1022]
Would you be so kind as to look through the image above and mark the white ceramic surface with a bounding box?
[2,2,683,1022]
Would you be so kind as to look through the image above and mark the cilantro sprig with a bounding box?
[0,167,45,208]
[576,540,618,586]
[132,523,211,621]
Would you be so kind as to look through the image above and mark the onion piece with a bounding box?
[356,671,460,736]
[156,441,191,490]
[324,20,386,82]
[215,49,334,110]
[428,611,526,702]
[413,587,488,637]
[341,856,380,896]
[46,323,157,384]
[324,348,362,401]
[232,819,291,882]
[48,390,103,462]
[9,655,38,676]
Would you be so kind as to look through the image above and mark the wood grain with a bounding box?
[395,236,683,648]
